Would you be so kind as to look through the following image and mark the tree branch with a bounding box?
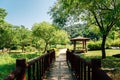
[91,11,103,31]
[95,1,112,11]
[106,20,116,35]
[112,0,116,9]
[100,13,104,28]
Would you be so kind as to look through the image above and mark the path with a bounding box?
[44,49,76,80]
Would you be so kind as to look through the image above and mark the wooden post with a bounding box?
[92,59,101,68]
[73,41,76,51]
[92,58,112,80]
[82,41,84,49]
[52,49,55,61]
[92,59,101,80]
[85,40,87,52]
[16,58,26,80]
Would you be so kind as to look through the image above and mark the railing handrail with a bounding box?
[66,49,112,80]
[27,53,47,66]
[4,49,55,80]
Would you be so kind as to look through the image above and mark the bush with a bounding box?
[88,39,113,50]
[88,41,101,50]
[106,39,112,49]
[11,45,21,50]
[24,46,36,52]
[111,39,120,47]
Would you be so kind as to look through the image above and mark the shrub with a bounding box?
[24,46,36,52]
[88,41,101,50]
[111,39,120,47]
[106,39,112,49]
[11,45,21,50]
[88,39,112,50]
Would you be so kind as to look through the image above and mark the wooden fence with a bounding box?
[4,49,55,80]
[66,49,112,80]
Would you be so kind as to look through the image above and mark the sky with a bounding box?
[0,0,56,29]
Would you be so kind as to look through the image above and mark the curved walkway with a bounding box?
[44,49,76,80]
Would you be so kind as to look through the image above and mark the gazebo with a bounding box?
[71,36,90,53]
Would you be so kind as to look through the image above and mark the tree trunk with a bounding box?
[2,47,4,52]
[22,45,24,53]
[43,42,48,53]
[101,35,107,59]
[8,43,11,53]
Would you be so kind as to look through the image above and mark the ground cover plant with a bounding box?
[0,52,41,80]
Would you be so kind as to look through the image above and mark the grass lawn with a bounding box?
[0,52,41,80]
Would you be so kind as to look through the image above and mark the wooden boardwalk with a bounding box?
[44,49,76,80]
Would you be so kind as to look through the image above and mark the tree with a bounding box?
[53,29,70,45]
[32,21,56,53]
[31,37,45,52]
[32,21,70,53]
[15,25,31,52]
[0,8,12,52]
[63,23,101,40]
[0,8,7,24]
[49,0,120,59]
[0,8,7,50]
[0,22,12,51]
[3,22,14,52]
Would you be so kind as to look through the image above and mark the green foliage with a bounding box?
[13,25,32,52]
[50,0,120,27]
[24,46,36,52]
[88,40,102,50]
[64,23,101,39]
[0,53,40,79]
[48,0,68,27]
[32,21,56,52]
[106,39,112,49]
[50,0,120,58]
[32,38,45,52]
[0,22,13,49]
[32,22,69,52]
[0,8,7,24]
[111,39,120,47]
[79,49,120,68]
[0,21,32,52]
[88,40,112,50]
[32,22,55,42]
[53,29,70,44]
[102,57,120,69]
[64,24,86,38]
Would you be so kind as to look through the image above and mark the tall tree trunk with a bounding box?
[8,43,11,53]
[101,35,107,59]
[2,47,4,52]
[43,42,48,53]
[22,45,24,53]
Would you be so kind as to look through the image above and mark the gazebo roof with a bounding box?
[70,36,90,41]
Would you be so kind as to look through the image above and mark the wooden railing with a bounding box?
[66,49,112,80]
[4,49,55,80]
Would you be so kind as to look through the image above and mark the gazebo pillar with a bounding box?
[82,41,85,49]
[82,40,87,52]
[73,41,76,51]
[85,40,87,52]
